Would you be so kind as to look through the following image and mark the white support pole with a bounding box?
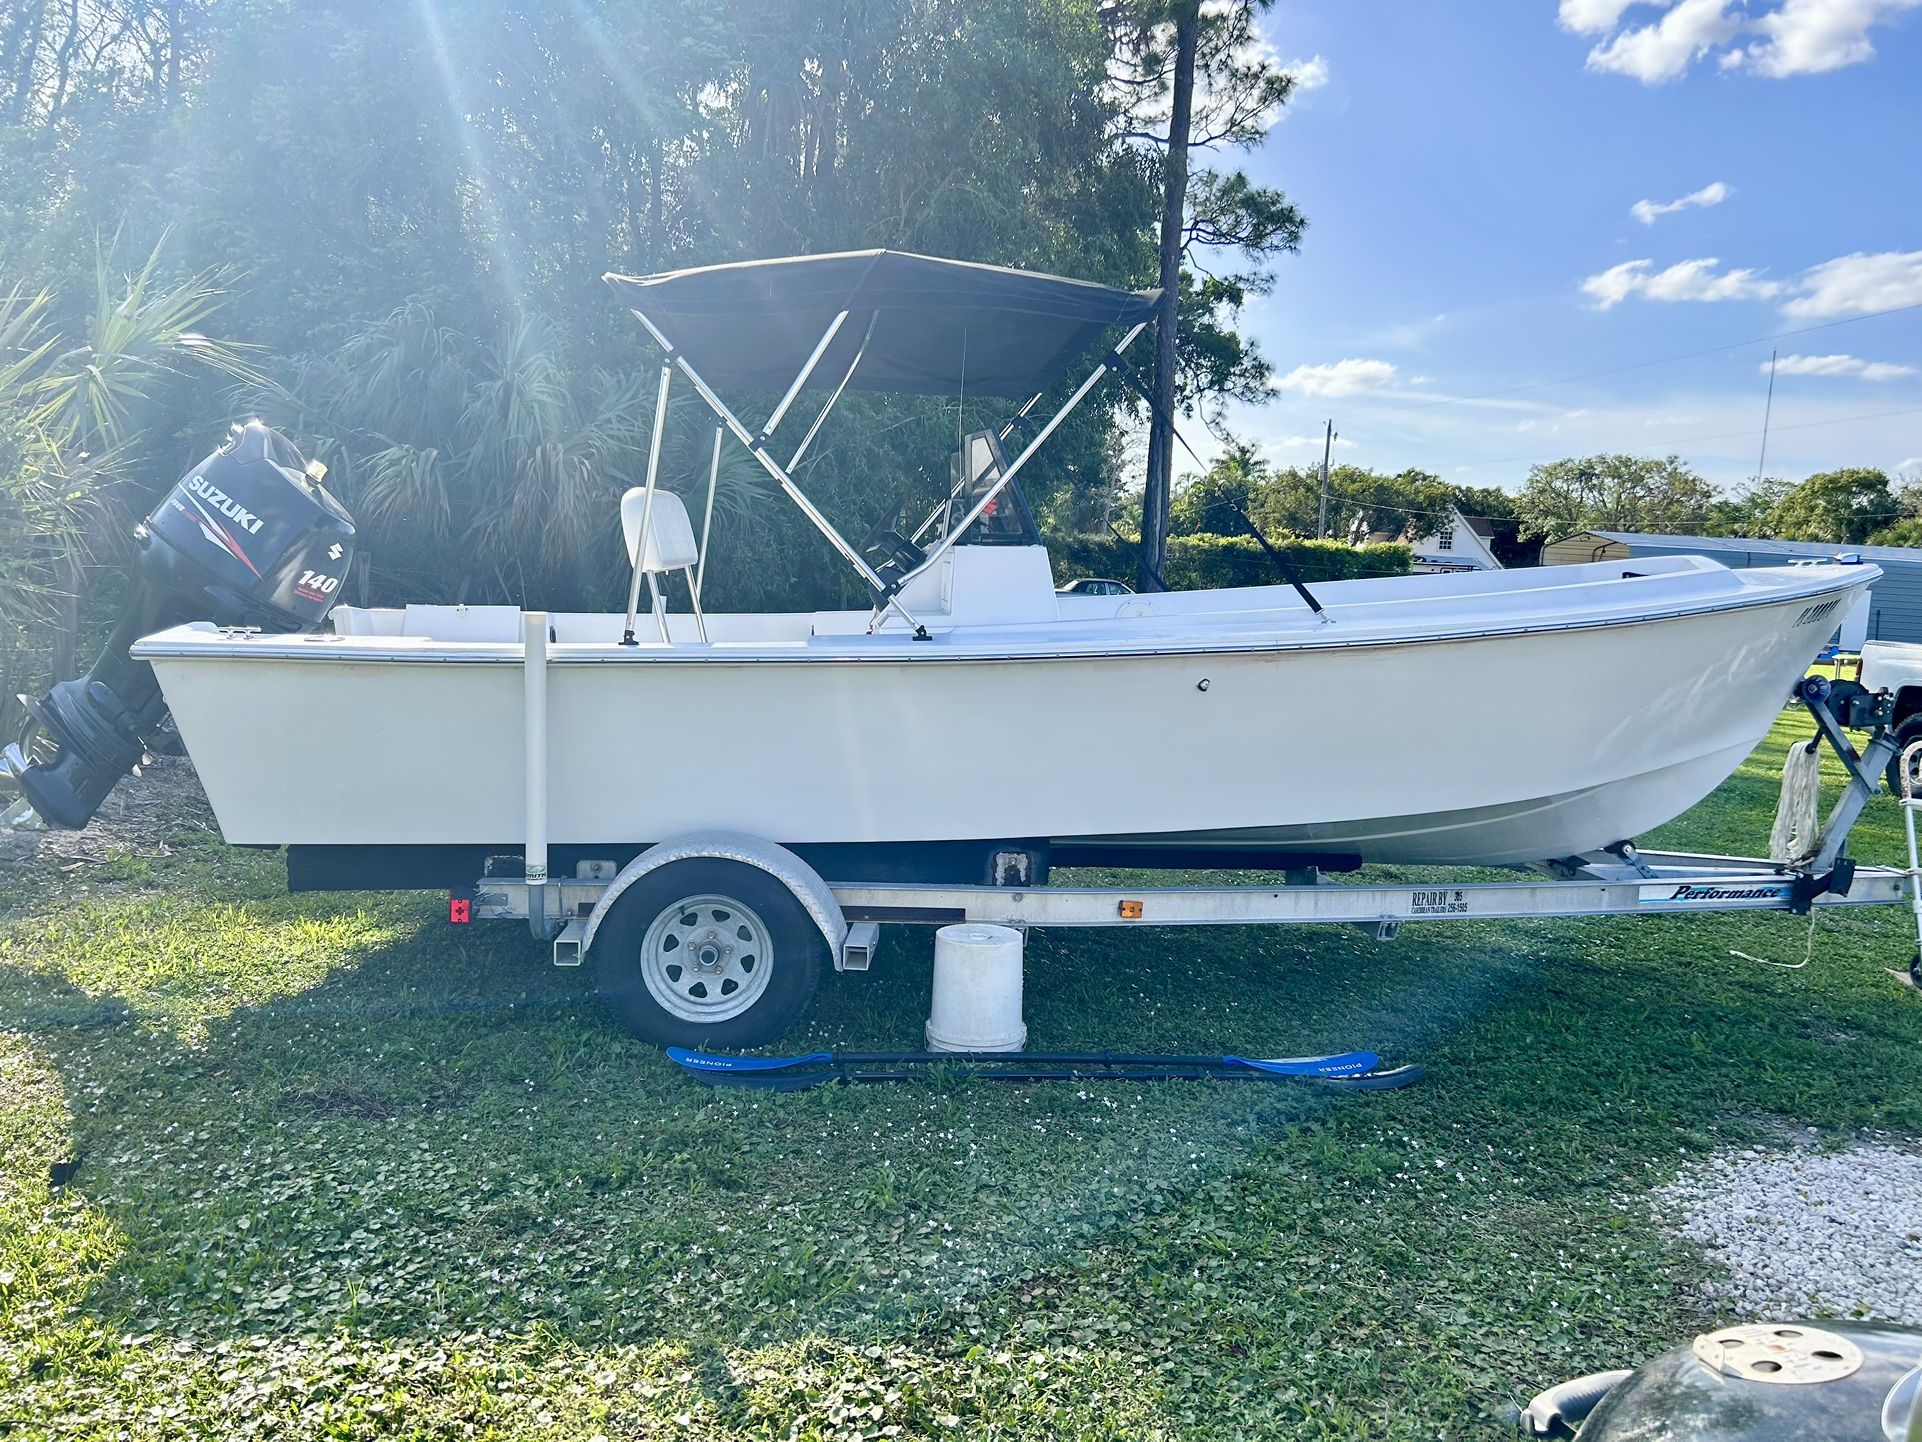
[622,307,927,635]
[1904,799,1922,965]
[695,425,722,603]
[684,565,709,643]
[622,363,674,645]
[883,321,1149,619]
[762,310,848,438]
[646,571,668,644]
[522,610,550,937]
[788,312,879,470]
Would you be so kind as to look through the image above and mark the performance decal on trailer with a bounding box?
[1638,880,1794,906]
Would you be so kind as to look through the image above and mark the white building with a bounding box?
[1408,507,1502,573]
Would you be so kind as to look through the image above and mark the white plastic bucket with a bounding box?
[925,923,1026,1052]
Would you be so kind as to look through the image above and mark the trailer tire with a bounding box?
[592,858,823,1048]
[1885,719,1922,799]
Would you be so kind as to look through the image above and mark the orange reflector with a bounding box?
[1118,899,1144,919]
[448,896,471,925]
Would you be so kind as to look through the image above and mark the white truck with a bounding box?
[1858,641,1922,796]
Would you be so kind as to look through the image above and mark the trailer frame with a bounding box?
[433,671,1920,1040]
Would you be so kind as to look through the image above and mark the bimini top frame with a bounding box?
[604,250,1159,636]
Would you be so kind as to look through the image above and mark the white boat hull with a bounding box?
[136,556,1873,867]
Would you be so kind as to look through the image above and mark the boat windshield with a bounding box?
[922,430,1041,548]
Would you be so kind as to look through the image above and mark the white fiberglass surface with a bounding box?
[157,553,1873,662]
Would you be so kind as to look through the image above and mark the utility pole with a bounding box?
[1755,348,1778,486]
[1316,419,1335,540]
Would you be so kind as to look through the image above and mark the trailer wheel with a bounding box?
[1886,721,1922,799]
[592,858,823,1048]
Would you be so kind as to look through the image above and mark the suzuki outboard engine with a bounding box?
[12,420,353,829]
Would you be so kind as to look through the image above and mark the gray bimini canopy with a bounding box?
[603,249,1160,398]
[603,250,1160,639]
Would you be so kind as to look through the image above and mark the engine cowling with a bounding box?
[14,420,354,829]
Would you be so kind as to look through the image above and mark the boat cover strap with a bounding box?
[604,250,1160,398]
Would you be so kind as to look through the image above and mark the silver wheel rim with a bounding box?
[638,894,774,1024]
[1901,739,1922,798]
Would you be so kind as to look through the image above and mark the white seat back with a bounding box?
[621,488,699,573]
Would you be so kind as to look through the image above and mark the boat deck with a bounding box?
[139,553,1874,664]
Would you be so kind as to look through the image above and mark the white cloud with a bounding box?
[1559,0,1648,33]
[1585,0,1743,82]
[1630,180,1733,224]
[1898,456,1922,475]
[1581,257,1782,308]
[1574,0,1921,80]
[1582,247,1922,318]
[1282,54,1330,93]
[1769,352,1918,380]
[1782,249,1922,318]
[1271,358,1398,397]
[1728,0,1922,75]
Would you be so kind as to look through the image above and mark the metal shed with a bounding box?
[1542,530,1922,644]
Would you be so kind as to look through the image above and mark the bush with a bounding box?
[1046,532,1411,590]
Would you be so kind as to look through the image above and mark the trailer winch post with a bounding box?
[1795,676,1899,883]
[523,610,554,940]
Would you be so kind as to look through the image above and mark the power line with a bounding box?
[1373,299,1922,418]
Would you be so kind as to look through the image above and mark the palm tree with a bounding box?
[259,304,770,610]
[0,234,254,736]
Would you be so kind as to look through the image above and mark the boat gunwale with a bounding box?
[131,565,1876,669]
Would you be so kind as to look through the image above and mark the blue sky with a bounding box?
[1215,0,1922,493]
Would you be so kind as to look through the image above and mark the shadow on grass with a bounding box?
[0,875,1589,1356]
[0,857,1918,1437]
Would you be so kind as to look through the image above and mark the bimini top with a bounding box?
[603,249,1159,398]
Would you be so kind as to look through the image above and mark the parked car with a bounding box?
[1055,577,1135,597]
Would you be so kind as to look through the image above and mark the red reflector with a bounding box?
[448,897,471,924]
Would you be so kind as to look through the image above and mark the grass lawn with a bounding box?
[2,710,1919,1439]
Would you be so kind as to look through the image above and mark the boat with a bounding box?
[11,250,1877,875]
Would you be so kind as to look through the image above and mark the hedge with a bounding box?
[1047,532,1412,590]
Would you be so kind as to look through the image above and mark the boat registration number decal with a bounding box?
[1793,598,1841,629]
[1639,881,1792,906]
[1409,888,1471,916]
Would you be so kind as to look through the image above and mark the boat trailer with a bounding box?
[449,661,1921,1047]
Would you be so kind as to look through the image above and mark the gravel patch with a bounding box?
[1657,1136,1922,1324]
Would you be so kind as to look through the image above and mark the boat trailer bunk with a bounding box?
[421,662,1919,1045]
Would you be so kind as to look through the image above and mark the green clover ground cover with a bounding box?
[2,712,1919,1439]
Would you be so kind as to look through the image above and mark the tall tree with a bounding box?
[1763,467,1896,545]
[1136,1,1196,594]
[1514,454,1719,541]
[1106,0,1306,590]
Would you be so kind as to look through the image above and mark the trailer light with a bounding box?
[449,896,471,924]
[1118,899,1144,919]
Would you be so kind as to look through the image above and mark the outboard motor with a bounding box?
[11,420,354,829]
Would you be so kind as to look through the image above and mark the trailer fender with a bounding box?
[578,833,848,967]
